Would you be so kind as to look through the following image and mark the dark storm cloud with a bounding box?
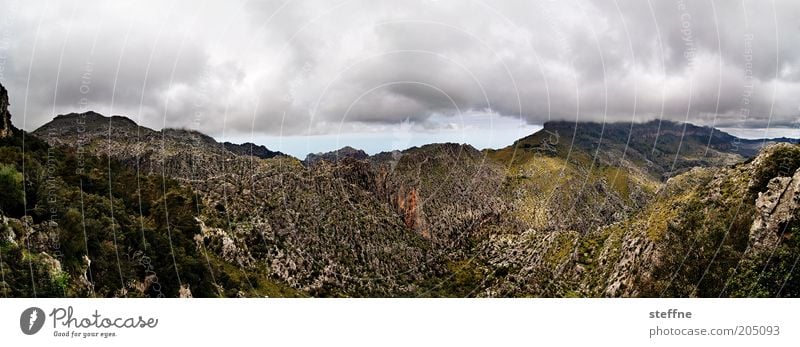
[1,0,799,136]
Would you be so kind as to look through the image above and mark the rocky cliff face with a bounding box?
[751,169,799,250]
[0,83,15,138]
[395,186,427,238]
[747,144,800,253]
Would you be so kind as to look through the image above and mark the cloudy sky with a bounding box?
[0,0,798,156]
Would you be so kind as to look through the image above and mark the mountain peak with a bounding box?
[304,146,368,165]
[35,111,153,141]
[54,110,104,119]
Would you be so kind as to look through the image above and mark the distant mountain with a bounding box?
[2,80,800,298]
[304,146,368,165]
[492,120,796,181]
[32,112,287,180]
[223,141,286,159]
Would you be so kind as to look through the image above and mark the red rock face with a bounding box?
[396,186,429,239]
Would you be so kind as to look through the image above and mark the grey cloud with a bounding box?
[1,0,799,138]
[1,0,215,131]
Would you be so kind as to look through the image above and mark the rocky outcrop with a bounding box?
[179,284,193,298]
[1,215,18,245]
[395,186,428,238]
[750,166,800,251]
[0,83,15,138]
[194,217,255,268]
[601,233,655,297]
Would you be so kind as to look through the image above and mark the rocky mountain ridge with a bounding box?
[304,146,369,165]
[223,141,285,159]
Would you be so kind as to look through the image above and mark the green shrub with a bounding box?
[0,163,24,216]
[750,145,800,195]
[726,224,800,297]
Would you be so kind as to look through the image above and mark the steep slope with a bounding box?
[465,121,797,297]
[193,156,437,296]
[653,143,800,297]
[2,98,302,298]
[565,143,800,297]
[487,122,660,232]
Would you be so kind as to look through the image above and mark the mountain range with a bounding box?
[2,81,800,297]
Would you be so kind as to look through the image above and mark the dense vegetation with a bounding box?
[0,131,298,297]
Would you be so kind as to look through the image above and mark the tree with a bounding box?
[0,163,23,216]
